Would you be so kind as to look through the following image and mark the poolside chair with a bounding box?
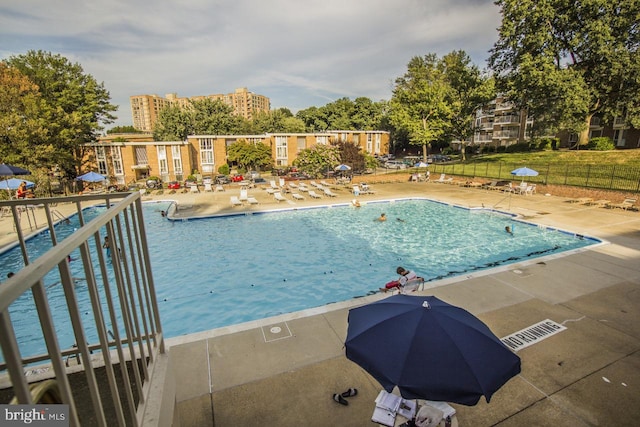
[289,182,298,189]
[352,185,361,196]
[190,184,199,193]
[399,277,425,294]
[515,182,528,194]
[298,183,309,192]
[309,180,320,188]
[524,184,536,196]
[585,199,610,207]
[324,188,338,197]
[567,197,593,204]
[308,190,322,199]
[606,198,637,210]
[274,192,287,202]
[247,197,259,205]
[215,184,225,192]
[266,187,277,195]
[360,183,374,194]
[239,188,249,202]
[204,182,213,192]
[279,178,286,187]
[230,196,242,206]
[270,180,279,190]
[292,193,305,200]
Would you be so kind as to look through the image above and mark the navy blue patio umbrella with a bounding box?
[345,295,521,405]
[0,163,31,176]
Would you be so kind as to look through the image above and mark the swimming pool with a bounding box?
[2,198,599,359]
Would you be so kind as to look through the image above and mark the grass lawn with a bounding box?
[467,148,640,167]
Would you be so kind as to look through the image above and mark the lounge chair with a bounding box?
[266,187,277,195]
[230,196,242,206]
[607,198,637,210]
[567,197,593,204]
[515,182,528,194]
[274,192,287,202]
[292,193,305,200]
[324,188,338,197]
[524,184,536,196]
[360,183,374,194]
[308,190,322,199]
[289,182,298,189]
[247,197,259,205]
[434,174,453,184]
[298,184,309,192]
[239,188,249,202]
[586,199,611,207]
[190,184,199,193]
[309,180,320,188]
[215,184,225,192]
[204,182,213,192]
[270,180,279,190]
[352,185,361,196]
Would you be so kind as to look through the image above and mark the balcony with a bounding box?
[494,115,520,125]
[493,130,520,139]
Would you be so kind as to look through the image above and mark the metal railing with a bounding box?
[0,192,164,426]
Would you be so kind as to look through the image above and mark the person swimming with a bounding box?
[505,225,513,235]
[377,213,387,222]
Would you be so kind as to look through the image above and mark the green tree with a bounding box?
[153,104,191,141]
[489,0,640,146]
[5,50,117,178]
[439,51,495,160]
[251,108,305,133]
[389,54,453,161]
[295,106,329,132]
[0,63,50,167]
[293,144,340,178]
[226,139,273,171]
[107,125,142,134]
[190,98,250,135]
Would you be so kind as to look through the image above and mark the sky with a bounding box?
[0,0,502,129]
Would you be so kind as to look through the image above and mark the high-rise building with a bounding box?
[130,88,271,132]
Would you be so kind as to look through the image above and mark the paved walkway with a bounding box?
[2,180,639,426]
[162,181,640,426]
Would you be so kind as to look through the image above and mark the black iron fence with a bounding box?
[428,161,640,193]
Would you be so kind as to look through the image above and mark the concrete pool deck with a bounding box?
[2,179,640,426]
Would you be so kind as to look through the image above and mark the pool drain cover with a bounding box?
[262,322,292,342]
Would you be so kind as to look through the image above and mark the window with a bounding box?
[366,134,373,152]
[316,135,329,145]
[135,147,149,165]
[172,146,183,175]
[111,147,123,176]
[374,133,381,154]
[276,136,288,162]
[157,146,168,178]
[199,138,214,173]
[96,146,108,175]
[297,137,306,152]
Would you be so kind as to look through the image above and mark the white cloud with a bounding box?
[0,0,501,126]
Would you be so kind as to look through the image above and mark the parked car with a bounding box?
[231,174,244,182]
[429,154,452,163]
[167,181,181,189]
[215,175,231,185]
[384,160,408,169]
[146,178,160,189]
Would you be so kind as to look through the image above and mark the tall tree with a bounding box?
[251,108,305,133]
[190,98,250,135]
[5,50,117,178]
[0,63,50,167]
[153,104,191,141]
[439,51,495,160]
[389,54,453,161]
[489,0,640,146]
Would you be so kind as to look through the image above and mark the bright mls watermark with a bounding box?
[1,405,68,426]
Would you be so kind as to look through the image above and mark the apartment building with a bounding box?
[561,116,640,149]
[471,95,532,149]
[90,130,389,185]
[130,88,270,132]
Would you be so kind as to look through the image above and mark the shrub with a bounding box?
[505,142,530,153]
[218,164,230,175]
[587,137,615,151]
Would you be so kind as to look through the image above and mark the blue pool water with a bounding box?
[2,199,598,359]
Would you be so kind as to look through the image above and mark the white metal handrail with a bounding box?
[0,192,164,427]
